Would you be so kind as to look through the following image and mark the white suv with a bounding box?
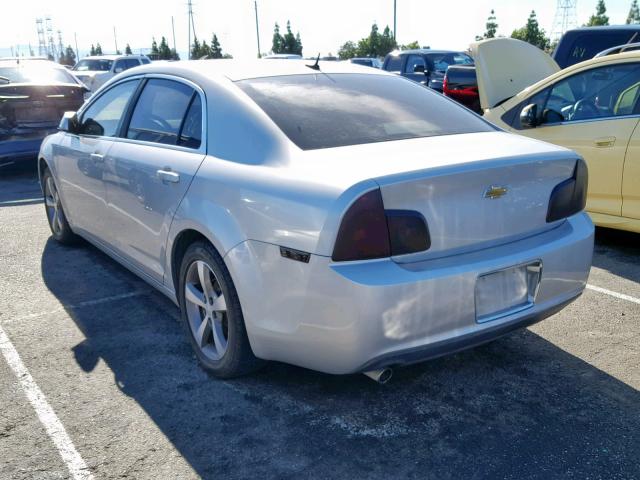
[72,54,150,93]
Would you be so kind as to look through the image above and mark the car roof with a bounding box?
[389,49,463,56]
[0,58,66,68]
[563,25,640,34]
[118,59,392,82]
[80,55,145,60]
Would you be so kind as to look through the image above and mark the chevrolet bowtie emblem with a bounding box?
[483,185,508,199]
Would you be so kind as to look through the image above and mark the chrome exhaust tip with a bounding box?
[363,368,393,384]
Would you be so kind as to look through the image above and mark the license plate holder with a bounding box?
[475,261,542,323]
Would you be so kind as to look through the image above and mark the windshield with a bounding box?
[237,73,494,150]
[426,52,474,72]
[74,59,113,72]
[0,62,77,84]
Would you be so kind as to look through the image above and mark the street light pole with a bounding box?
[394,0,397,40]
[255,1,261,58]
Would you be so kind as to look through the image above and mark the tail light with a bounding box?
[332,189,430,262]
[546,159,588,223]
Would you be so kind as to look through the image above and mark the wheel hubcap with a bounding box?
[184,260,228,361]
[44,176,63,234]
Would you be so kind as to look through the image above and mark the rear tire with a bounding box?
[178,241,263,378]
[42,168,78,245]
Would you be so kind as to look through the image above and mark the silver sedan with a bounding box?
[38,60,594,381]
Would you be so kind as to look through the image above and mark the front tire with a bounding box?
[42,168,78,245]
[178,241,262,378]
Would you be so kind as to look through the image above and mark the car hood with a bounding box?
[72,71,104,77]
[471,38,560,111]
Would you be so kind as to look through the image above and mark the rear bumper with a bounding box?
[225,212,594,374]
[0,132,55,162]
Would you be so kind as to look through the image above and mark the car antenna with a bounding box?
[306,53,320,71]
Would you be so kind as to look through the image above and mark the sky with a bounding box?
[0,0,636,59]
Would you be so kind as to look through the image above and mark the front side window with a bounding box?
[126,78,197,146]
[237,73,495,150]
[404,55,426,73]
[78,80,139,136]
[536,63,640,125]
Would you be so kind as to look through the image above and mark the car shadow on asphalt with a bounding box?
[0,163,42,205]
[40,238,640,479]
[593,227,640,284]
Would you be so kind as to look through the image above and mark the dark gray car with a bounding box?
[382,49,473,91]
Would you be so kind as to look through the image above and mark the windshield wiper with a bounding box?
[0,76,10,85]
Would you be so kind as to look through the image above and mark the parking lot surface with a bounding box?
[1,169,639,480]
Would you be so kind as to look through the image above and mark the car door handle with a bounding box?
[90,153,104,162]
[157,169,180,184]
[594,136,616,147]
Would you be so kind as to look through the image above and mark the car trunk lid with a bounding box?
[377,154,577,262]
[471,38,560,111]
[0,83,85,135]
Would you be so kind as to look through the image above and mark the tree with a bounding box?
[400,41,420,50]
[338,40,358,59]
[158,36,172,60]
[150,38,159,56]
[476,9,498,40]
[90,44,96,56]
[211,34,222,58]
[59,45,76,66]
[95,43,103,55]
[271,23,284,53]
[587,0,610,26]
[627,0,640,23]
[125,44,132,55]
[511,11,550,50]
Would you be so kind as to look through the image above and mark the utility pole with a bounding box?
[74,32,79,60]
[254,1,261,58]
[113,26,118,54]
[393,0,397,40]
[187,0,193,59]
[171,16,177,54]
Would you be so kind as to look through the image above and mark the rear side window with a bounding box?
[79,80,139,136]
[384,55,403,72]
[237,73,494,150]
[140,57,151,65]
[178,94,202,149]
[126,79,197,146]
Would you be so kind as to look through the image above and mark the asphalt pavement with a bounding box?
[0,168,638,480]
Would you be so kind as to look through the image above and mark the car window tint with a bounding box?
[114,60,126,72]
[126,79,195,145]
[568,33,636,67]
[404,55,426,73]
[385,55,403,72]
[178,94,202,149]
[79,80,138,137]
[539,63,640,124]
[140,58,151,65]
[237,73,495,150]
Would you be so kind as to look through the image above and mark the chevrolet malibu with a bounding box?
[38,60,594,380]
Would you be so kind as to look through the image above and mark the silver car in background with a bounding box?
[72,54,151,93]
[38,61,594,380]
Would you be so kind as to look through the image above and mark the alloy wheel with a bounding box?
[184,260,229,361]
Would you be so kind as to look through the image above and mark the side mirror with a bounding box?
[59,111,79,134]
[519,103,539,129]
[413,64,425,74]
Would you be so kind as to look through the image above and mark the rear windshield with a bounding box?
[237,73,493,150]
[565,32,638,67]
[0,62,77,84]
[74,59,113,71]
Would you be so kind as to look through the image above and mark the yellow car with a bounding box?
[477,39,640,233]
